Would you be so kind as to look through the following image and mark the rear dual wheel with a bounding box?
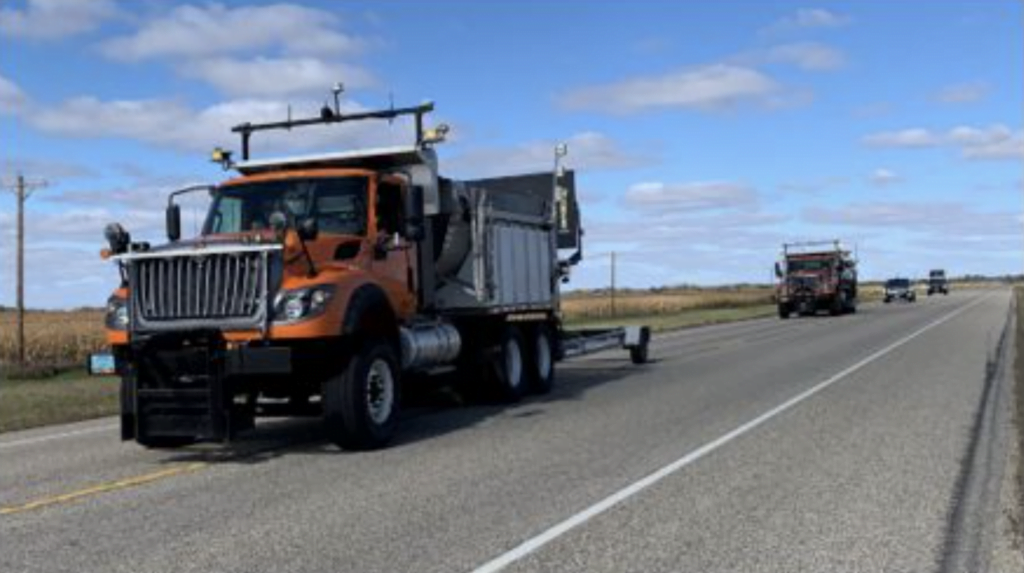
[529,325,556,394]
[487,324,557,402]
[491,326,527,402]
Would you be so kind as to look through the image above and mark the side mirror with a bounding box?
[774,262,783,278]
[166,205,181,242]
[403,185,425,241]
[298,217,319,241]
[104,222,131,254]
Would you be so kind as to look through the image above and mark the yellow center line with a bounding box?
[1,462,208,516]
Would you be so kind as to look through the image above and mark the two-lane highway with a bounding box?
[0,290,1015,572]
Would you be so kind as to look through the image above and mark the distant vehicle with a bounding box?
[927,269,949,296]
[883,278,916,303]
[775,240,858,318]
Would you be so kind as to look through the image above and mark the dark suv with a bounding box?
[927,269,949,295]
[883,278,916,303]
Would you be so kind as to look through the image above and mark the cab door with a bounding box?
[371,177,417,317]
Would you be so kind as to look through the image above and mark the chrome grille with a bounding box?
[129,249,276,330]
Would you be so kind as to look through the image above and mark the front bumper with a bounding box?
[113,331,293,443]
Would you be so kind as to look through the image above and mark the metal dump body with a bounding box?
[434,175,557,313]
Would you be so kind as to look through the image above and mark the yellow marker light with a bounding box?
[211,147,226,162]
[423,123,451,144]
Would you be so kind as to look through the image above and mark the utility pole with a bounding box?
[610,251,617,318]
[3,173,48,367]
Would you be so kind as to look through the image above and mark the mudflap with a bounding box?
[124,331,253,444]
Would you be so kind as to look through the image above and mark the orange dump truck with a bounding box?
[94,97,649,450]
[774,240,858,318]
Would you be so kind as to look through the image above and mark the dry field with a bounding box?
[0,309,106,377]
[562,287,775,321]
[0,281,1008,377]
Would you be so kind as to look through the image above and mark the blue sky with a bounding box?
[0,0,1021,308]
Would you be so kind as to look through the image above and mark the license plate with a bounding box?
[88,353,117,376]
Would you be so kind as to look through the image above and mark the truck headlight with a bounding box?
[105,296,129,330]
[273,285,335,323]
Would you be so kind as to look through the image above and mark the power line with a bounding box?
[2,172,49,368]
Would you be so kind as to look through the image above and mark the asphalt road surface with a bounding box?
[0,289,1016,573]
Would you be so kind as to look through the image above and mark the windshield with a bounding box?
[930,270,945,278]
[203,177,368,236]
[886,279,910,288]
[786,258,833,273]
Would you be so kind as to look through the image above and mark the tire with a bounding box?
[778,304,790,319]
[323,339,400,451]
[528,324,556,394]
[490,325,527,402]
[630,343,649,365]
[829,295,843,316]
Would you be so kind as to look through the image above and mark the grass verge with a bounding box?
[0,370,119,434]
[564,304,777,333]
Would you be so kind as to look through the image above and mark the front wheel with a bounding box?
[778,304,791,319]
[323,340,401,451]
[829,295,844,316]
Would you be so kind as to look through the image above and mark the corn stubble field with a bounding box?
[0,309,107,377]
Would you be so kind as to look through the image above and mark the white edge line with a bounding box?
[470,293,992,573]
[0,423,118,450]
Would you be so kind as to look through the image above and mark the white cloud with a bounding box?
[577,198,789,287]
[868,168,900,187]
[558,64,783,114]
[804,201,1021,238]
[0,157,97,180]
[863,124,1023,160]
[624,181,757,212]
[764,42,845,71]
[961,133,1024,159]
[0,0,118,40]
[933,81,990,104]
[100,3,365,61]
[0,73,28,114]
[179,57,376,98]
[862,128,940,148]
[947,125,1012,144]
[25,95,413,153]
[444,132,655,178]
[768,8,851,31]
